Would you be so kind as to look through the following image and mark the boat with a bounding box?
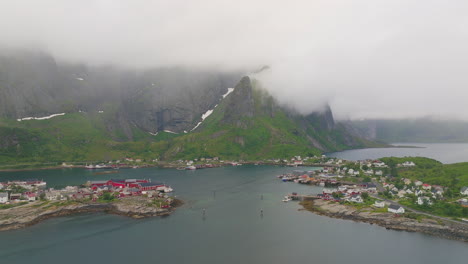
[85,164,111,169]
[185,166,196,170]
[282,196,292,202]
[163,186,174,193]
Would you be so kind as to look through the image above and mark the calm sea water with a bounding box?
[0,145,467,263]
[327,143,468,164]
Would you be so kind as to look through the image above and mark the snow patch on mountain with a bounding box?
[17,113,66,121]
[190,88,235,132]
[222,88,234,98]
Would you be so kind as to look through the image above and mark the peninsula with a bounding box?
[0,179,180,231]
[280,156,468,242]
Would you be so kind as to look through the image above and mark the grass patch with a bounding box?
[0,202,28,210]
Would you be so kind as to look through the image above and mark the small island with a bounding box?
[0,179,181,231]
[280,156,468,242]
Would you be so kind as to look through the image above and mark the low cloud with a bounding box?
[1,0,467,120]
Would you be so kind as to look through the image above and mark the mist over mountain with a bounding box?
[1,1,468,120]
[0,50,241,139]
[346,118,468,143]
[0,51,379,162]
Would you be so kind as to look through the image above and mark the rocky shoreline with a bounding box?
[0,198,183,232]
[300,199,468,243]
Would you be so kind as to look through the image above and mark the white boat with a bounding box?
[282,196,292,202]
[85,164,111,169]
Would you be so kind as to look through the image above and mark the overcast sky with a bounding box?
[1,0,468,120]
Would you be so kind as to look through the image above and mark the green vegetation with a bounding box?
[0,77,381,165]
[403,212,426,222]
[98,192,116,202]
[381,157,467,194]
[400,200,468,218]
[377,156,468,218]
[372,206,388,213]
[0,202,28,210]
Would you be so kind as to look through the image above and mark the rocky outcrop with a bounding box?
[300,199,468,242]
[0,198,183,232]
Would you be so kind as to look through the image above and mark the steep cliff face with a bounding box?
[0,50,240,139]
[158,76,378,160]
[0,51,378,162]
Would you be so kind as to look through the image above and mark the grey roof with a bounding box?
[0,192,8,197]
[90,181,108,184]
[389,204,402,210]
[461,186,468,192]
[140,182,163,187]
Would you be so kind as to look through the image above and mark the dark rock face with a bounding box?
[0,50,241,137]
[222,76,255,124]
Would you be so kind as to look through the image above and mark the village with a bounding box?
[0,178,174,207]
[278,158,468,218]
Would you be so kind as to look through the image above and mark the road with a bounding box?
[370,180,467,226]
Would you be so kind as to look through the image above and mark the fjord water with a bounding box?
[0,146,467,263]
[327,143,468,164]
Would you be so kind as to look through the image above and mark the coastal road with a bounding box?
[369,193,468,226]
[369,180,467,226]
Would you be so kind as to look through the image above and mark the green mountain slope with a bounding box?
[154,77,382,160]
[0,76,381,164]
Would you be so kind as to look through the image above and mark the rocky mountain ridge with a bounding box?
[0,50,240,139]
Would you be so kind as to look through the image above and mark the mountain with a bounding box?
[0,50,241,138]
[346,119,468,143]
[0,50,380,163]
[153,76,381,160]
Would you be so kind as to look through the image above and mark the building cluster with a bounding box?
[0,178,173,205]
[316,182,406,214]
[0,179,46,203]
[317,182,377,204]
[382,178,445,206]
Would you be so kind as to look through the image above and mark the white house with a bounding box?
[397,190,407,198]
[374,200,385,208]
[461,187,468,196]
[365,183,377,192]
[0,192,8,203]
[422,184,432,190]
[338,186,348,192]
[388,204,405,214]
[348,169,355,175]
[415,181,423,186]
[322,188,338,194]
[373,161,386,168]
[349,195,363,203]
[45,190,61,201]
[417,196,433,206]
[375,170,383,176]
[402,161,416,167]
